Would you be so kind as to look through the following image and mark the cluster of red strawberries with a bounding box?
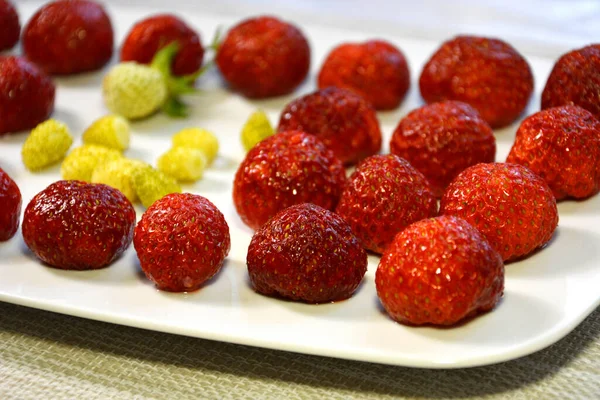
[1,0,600,328]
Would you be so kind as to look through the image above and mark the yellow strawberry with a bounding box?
[157,147,207,182]
[91,158,148,202]
[131,165,182,208]
[241,110,274,152]
[22,119,73,171]
[171,127,219,164]
[102,43,205,120]
[61,145,122,182]
[103,63,167,120]
[82,115,131,151]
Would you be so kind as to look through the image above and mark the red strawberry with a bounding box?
[507,105,600,200]
[419,35,534,128]
[134,193,230,292]
[216,16,310,98]
[0,167,22,242]
[0,0,20,51]
[541,44,600,120]
[318,40,410,110]
[22,0,114,75]
[247,203,367,303]
[0,56,55,135]
[277,87,382,165]
[22,180,135,270]
[233,130,346,230]
[440,163,558,262]
[390,100,496,196]
[120,14,204,76]
[376,215,504,326]
[335,154,437,254]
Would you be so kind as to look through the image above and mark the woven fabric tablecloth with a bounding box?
[1,302,600,399]
[3,1,600,399]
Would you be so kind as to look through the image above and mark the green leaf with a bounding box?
[162,97,189,118]
[150,42,180,78]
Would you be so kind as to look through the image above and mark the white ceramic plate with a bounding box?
[1,1,598,369]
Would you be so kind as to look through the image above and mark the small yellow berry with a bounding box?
[22,119,73,171]
[103,62,167,120]
[61,145,122,182]
[91,158,148,203]
[241,110,274,152]
[172,128,219,164]
[82,115,131,151]
[131,165,182,208]
[157,147,207,182]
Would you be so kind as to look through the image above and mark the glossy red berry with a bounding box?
[390,100,496,196]
[542,44,600,121]
[233,130,346,230]
[318,40,410,110]
[507,105,600,200]
[278,87,382,165]
[376,215,504,326]
[216,16,310,98]
[134,193,231,292]
[0,167,22,241]
[22,180,136,270]
[335,154,437,254]
[247,203,367,303]
[419,35,534,128]
[440,163,558,262]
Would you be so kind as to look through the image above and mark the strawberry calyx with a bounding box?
[150,42,202,117]
[147,28,222,118]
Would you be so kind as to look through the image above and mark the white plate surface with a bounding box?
[1,1,599,369]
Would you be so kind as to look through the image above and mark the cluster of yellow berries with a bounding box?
[21,116,219,208]
[21,108,275,208]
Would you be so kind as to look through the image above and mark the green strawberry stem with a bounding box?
[148,31,222,118]
[149,42,204,117]
[207,26,223,52]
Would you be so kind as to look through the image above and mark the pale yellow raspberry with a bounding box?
[131,165,182,208]
[61,145,122,182]
[157,147,207,182]
[22,119,73,171]
[172,128,219,165]
[91,158,148,202]
[240,110,274,152]
[82,115,131,152]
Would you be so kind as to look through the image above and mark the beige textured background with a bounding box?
[1,301,599,399]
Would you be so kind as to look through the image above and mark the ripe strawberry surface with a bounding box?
[318,40,410,110]
[440,163,558,262]
[277,87,382,165]
[507,105,600,200]
[390,100,496,197]
[542,44,600,121]
[0,56,55,135]
[419,35,534,128]
[0,168,22,242]
[23,0,114,75]
[336,154,437,254]
[134,193,231,292]
[247,203,367,303]
[376,215,504,326]
[216,16,310,98]
[22,181,136,270]
[233,130,346,230]
[121,14,204,76]
[0,0,20,51]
